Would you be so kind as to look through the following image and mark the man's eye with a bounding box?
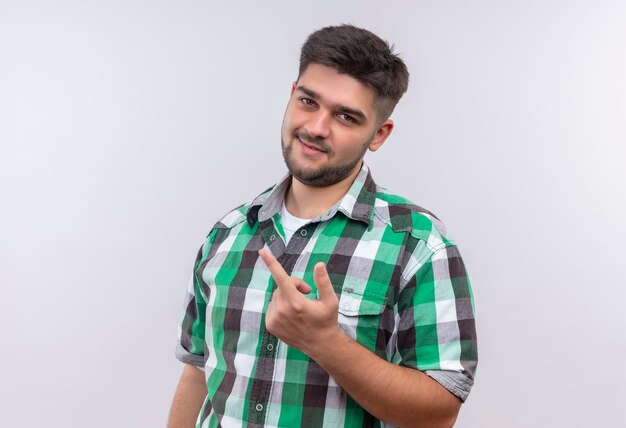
[337,113,355,123]
[300,98,315,106]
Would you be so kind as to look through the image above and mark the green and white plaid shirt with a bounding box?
[176,164,477,427]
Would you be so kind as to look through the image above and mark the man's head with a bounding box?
[299,24,409,122]
[281,25,409,188]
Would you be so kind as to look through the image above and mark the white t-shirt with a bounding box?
[280,202,311,243]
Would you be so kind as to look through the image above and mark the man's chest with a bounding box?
[196,216,409,354]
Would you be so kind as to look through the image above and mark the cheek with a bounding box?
[281,107,299,134]
[281,115,293,139]
[336,134,369,155]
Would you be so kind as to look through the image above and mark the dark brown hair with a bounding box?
[299,24,409,121]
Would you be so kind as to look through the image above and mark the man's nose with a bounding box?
[304,110,331,139]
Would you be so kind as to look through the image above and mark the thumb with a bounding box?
[314,262,337,303]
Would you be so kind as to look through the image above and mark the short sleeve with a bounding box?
[395,245,478,401]
[174,245,208,367]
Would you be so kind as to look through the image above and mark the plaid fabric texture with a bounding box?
[176,164,477,427]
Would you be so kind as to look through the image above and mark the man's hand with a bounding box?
[258,248,341,356]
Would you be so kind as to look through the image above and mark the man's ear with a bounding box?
[290,82,297,96]
[369,119,394,152]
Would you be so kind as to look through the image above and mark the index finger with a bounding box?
[258,249,295,292]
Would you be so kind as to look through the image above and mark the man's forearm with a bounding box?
[306,330,461,428]
[167,364,207,428]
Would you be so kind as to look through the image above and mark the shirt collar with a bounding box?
[246,163,377,227]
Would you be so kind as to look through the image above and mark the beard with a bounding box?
[281,130,371,188]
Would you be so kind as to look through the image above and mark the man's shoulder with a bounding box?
[372,186,454,250]
[211,203,249,230]
[209,184,275,231]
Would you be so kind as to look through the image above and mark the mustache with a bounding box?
[294,131,330,153]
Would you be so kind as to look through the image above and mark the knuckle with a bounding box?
[290,302,303,314]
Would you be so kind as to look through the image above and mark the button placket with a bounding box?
[259,218,285,259]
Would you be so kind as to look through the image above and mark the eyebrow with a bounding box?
[295,85,368,122]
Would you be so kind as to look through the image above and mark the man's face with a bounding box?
[281,63,391,187]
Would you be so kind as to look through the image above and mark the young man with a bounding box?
[169,25,477,428]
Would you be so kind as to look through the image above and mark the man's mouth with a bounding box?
[295,132,328,153]
[300,139,325,153]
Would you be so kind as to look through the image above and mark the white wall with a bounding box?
[1,1,624,426]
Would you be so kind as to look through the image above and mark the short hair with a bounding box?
[299,24,410,121]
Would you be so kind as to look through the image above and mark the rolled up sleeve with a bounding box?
[175,246,208,368]
[395,245,478,401]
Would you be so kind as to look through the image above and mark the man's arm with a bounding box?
[167,364,207,428]
[259,249,462,428]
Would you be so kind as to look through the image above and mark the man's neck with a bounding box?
[284,163,362,219]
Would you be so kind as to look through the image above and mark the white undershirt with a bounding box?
[280,202,311,243]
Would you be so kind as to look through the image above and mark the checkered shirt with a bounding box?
[176,164,478,427]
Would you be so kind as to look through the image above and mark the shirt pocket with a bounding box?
[336,286,388,350]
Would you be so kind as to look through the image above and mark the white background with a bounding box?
[1,1,625,427]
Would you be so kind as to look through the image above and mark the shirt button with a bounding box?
[300,229,307,236]
[267,343,274,351]
[269,234,276,241]
[255,404,264,412]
